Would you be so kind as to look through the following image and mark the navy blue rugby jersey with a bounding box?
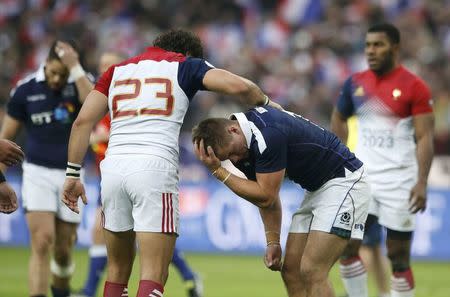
[7,67,84,169]
[232,106,363,192]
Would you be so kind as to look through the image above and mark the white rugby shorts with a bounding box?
[289,166,370,240]
[21,162,83,223]
[100,155,179,233]
[368,178,417,232]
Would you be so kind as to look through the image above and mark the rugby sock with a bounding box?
[391,268,414,297]
[171,247,195,281]
[50,286,70,297]
[83,245,108,296]
[340,256,369,297]
[136,280,164,297]
[103,281,128,297]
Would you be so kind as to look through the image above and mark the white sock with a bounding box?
[391,268,414,297]
[340,257,368,297]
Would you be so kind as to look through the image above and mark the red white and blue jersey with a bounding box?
[7,67,83,169]
[232,106,363,192]
[94,47,213,167]
[336,66,432,191]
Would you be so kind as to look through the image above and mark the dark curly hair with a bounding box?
[153,29,204,58]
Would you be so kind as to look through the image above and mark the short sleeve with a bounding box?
[411,79,433,115]
[336,77,354,118]
[94,65,115,97]
[178,57,214,100]
[7,86,27,121]
[255,127,287,173]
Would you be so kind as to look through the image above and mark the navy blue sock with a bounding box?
[171,247,195,281]
[50,286,69,297]
[83,245,108,297]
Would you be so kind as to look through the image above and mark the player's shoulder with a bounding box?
[10,72,38,97]
[351,69,372,82]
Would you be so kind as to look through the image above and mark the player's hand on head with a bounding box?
[264,242,282,271]
[61,178,87,214]
[193,139,221,172]
[55,41,80,69]
[0,182,18,214]
[0,139,24,167]
[409,182,427,213]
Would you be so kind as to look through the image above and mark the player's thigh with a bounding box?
[302,230,348,276]
[311,167,370,241]
[136,231,177,281]
[92,207,106,245]
[26,211,55,250]
[282,232,308,277]
[103,228,136,264]
[54,218,78,256]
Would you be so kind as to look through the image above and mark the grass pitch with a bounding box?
[0,247,449,296]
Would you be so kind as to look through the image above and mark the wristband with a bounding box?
[70,64,86,81]
[267,240,280,246]
[0,171,6,183]
[265,231,280,245]
[66,162,81,179]
[212,167,231,183]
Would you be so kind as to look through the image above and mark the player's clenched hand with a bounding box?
[264,243,282,271]
[0,182,18,214]
[61,178,87,214]
[409,181,427,213]
[193,139,221,172]
[0,139,24,167]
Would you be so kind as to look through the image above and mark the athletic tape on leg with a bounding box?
[50,258,75,277]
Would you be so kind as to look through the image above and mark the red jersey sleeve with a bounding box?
[94,65,115,97]
[411,79,433,115]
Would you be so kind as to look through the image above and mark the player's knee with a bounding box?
[281,261,299,284]
[340,239,361,259]
[299,260,327,285]
[31,230,54,255]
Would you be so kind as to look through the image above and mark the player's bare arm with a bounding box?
[330,108,349,143]
[62,90,108,213]
[202,68,282,109]
[194,138,284,208]
[409,112,434,213]
[0,116,24,171]
[260,197,283,271]
[55,41,93,103]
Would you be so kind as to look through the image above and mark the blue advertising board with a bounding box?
[1,178,449,260]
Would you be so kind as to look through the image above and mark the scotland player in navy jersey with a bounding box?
[1,40,93,297]
[192,106,371,297]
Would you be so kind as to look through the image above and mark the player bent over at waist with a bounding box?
[192,106,371,297]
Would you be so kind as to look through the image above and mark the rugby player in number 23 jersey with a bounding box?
[192,106,371,297]
[61,29,280,297]
[331,23,434,297]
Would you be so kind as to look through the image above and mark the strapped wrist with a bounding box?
[212,167,231,183]
[66,162,81,179]
[70,64,86,81]
[265,231,280,245]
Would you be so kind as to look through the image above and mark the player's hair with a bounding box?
[153,29,204,58]
[192,118,233,153]
[48,39,81,61]
[368,23,400,44]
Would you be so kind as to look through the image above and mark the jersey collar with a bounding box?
[35,65,46,82]
[230,112,252,148]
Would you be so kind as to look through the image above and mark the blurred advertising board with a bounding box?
[1,178,449,260]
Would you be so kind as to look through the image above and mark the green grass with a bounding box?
[0,247,449,296]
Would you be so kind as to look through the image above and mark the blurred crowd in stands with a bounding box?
[0,0,449,180]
